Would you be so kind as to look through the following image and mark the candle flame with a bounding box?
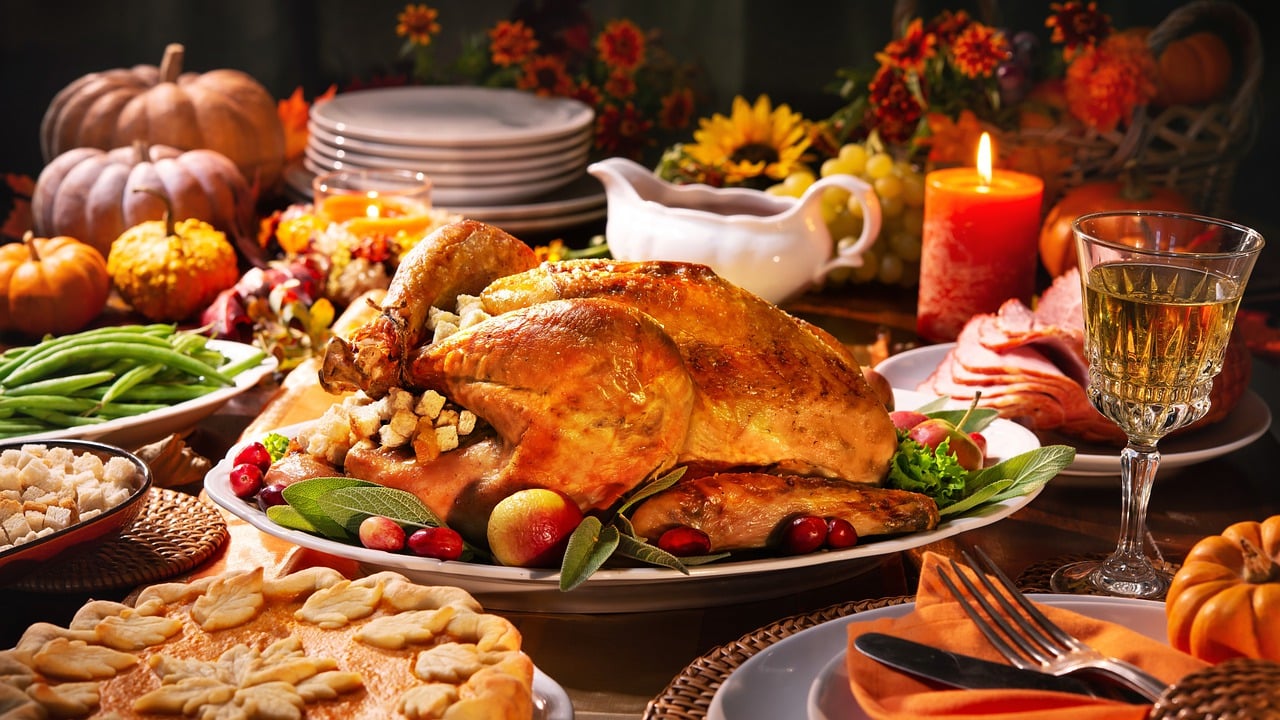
[977,132,993,185]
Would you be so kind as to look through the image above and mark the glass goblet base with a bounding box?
[1050,555,1171,599]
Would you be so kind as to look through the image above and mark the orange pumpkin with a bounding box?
[0,232,110,337]
[1166,516,1280,663]
[1038,171,1193,278]
[39,43,285,190]
[1131,28,1233,107]
[30,141,255,258]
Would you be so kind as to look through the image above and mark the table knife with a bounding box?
[854,632,1101,697]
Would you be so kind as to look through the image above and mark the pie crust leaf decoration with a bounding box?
[356,607,458,650]
[296,577,384,628]
[32,639,137,681]
[191,568,266,631]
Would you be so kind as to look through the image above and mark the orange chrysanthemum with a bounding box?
[596,19,646,72]
[568,79,602,110]
[868,65,923,144]
[489,20,538,68]
[595,102,654,161]
[922,110,985,165]
[926,9,973,45]
[659,87,695,131]
[516,54,576,97]
[1047,1,1111,62]
[396,4,440,46]
[950,22,1009,79]
[1064,33,1156,132]
[876,19,937,75]
[603,70,637,99]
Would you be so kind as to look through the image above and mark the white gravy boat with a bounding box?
[588,157,882,304]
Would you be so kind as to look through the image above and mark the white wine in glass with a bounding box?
[1051,211,1264,599]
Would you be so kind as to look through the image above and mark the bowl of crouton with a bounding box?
[0,439,152,581]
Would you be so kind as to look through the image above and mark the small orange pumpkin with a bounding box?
[1166,516,1280,663]
[1038,169,1193,278]
[1153,31,1233,107]
[0,232,110,337]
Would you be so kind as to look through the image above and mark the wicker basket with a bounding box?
[893,1,1263,215]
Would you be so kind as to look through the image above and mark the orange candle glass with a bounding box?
[916,134,1044,343]
[312,169,433,237]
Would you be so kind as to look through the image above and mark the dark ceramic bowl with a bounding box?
[0,438,153,582]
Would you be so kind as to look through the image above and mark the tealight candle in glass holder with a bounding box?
[312,169,433,236]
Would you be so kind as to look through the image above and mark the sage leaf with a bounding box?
[617,466,686,516]
[614,533,688,573]
[560,517,620,592]
[925,407,999,432]
[266,504,319,533]
[318,486,443,535]
[968,444,1076,498]
[940,478,1015,517]
[281,477,378,540]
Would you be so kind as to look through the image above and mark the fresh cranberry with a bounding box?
[233,442,273,473]
[782,516,829,555]
[825,517,859,548]
[407,526,465,561]
[229,463,264,499]
[656,526,712,556]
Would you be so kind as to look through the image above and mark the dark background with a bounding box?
[1,0,1275,298]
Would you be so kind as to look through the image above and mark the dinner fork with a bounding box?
[937,547,1168,703]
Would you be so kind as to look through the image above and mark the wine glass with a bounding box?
[1050,210,1264,599]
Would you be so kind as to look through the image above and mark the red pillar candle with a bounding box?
[916,134,1044,343]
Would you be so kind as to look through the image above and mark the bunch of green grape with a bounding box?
[768,142,925,287]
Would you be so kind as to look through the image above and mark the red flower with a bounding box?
[489,20,538,68]
[1065,32,1156,132]
[603,70,637,99]
[1047,1,1111,62]
[396,4,440,46]
[569,79,602,109]
[595,102,654,160]
[596,19,646,72]
[868,66,924,144]
[659,87,695,131]
[517,54,576,97]
[876,19,937,75]
[950,22,1009,79]
[926,9,973,45]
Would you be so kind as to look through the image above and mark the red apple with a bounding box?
[889,410,930,432]
[907,418,985,471]
[486,488,584,568]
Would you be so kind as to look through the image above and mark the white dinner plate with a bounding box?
[877,343,1272,481]
[303,141,591,187]
[308,121,593,169]
[705,594,1167,720]
[205,390,1042,614]
[3,340,277,450]
[302,156,585,207]
[485,205,607,236]
[310,87,594,148]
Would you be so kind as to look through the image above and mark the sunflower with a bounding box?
[683,95,811,186]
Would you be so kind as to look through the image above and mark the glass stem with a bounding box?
[1106,442,1160,578]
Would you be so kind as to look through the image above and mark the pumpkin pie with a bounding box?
[0,566,534,719]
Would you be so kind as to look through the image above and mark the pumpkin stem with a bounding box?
[21,231,41,262]
[133,188,177,238]
[1239,536,1280,584]
[159,43,185,84]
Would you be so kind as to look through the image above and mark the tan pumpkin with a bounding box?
[40,43,285,190]
[0,232,110,337]
[30,141,255,258]
[1135,29,1234,107]
[1167,516,1280,663]
[106,189,239,322]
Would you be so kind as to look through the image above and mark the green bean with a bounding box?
[0,420,50,438]
[3,343,234,388]
[101,363,164,404]
[110,383,225,402]
[0,395,100,414]
[95,402,170,419]
[18,408,107,428]
[0,331,175,384]
[0,371,117,397]
[216,349,270,379]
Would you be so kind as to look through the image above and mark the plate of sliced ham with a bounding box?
[878,342,1272,479]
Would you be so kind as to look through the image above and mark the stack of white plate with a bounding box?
[292,86,606,234]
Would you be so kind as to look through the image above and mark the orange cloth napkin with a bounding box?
[844,551,1208,720]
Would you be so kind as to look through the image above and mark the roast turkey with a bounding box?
[301,219,935,550]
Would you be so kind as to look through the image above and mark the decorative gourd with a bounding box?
[30,141,255,259]
[107,189,239,322]
[39,43,285,190]
[0,232,110,337]
[1038,168,1193,278]
[1166,516,1280,664]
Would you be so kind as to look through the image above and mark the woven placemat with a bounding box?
[1018,552,1180,599]
[4,488,228,593]
[643,594,913,720]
